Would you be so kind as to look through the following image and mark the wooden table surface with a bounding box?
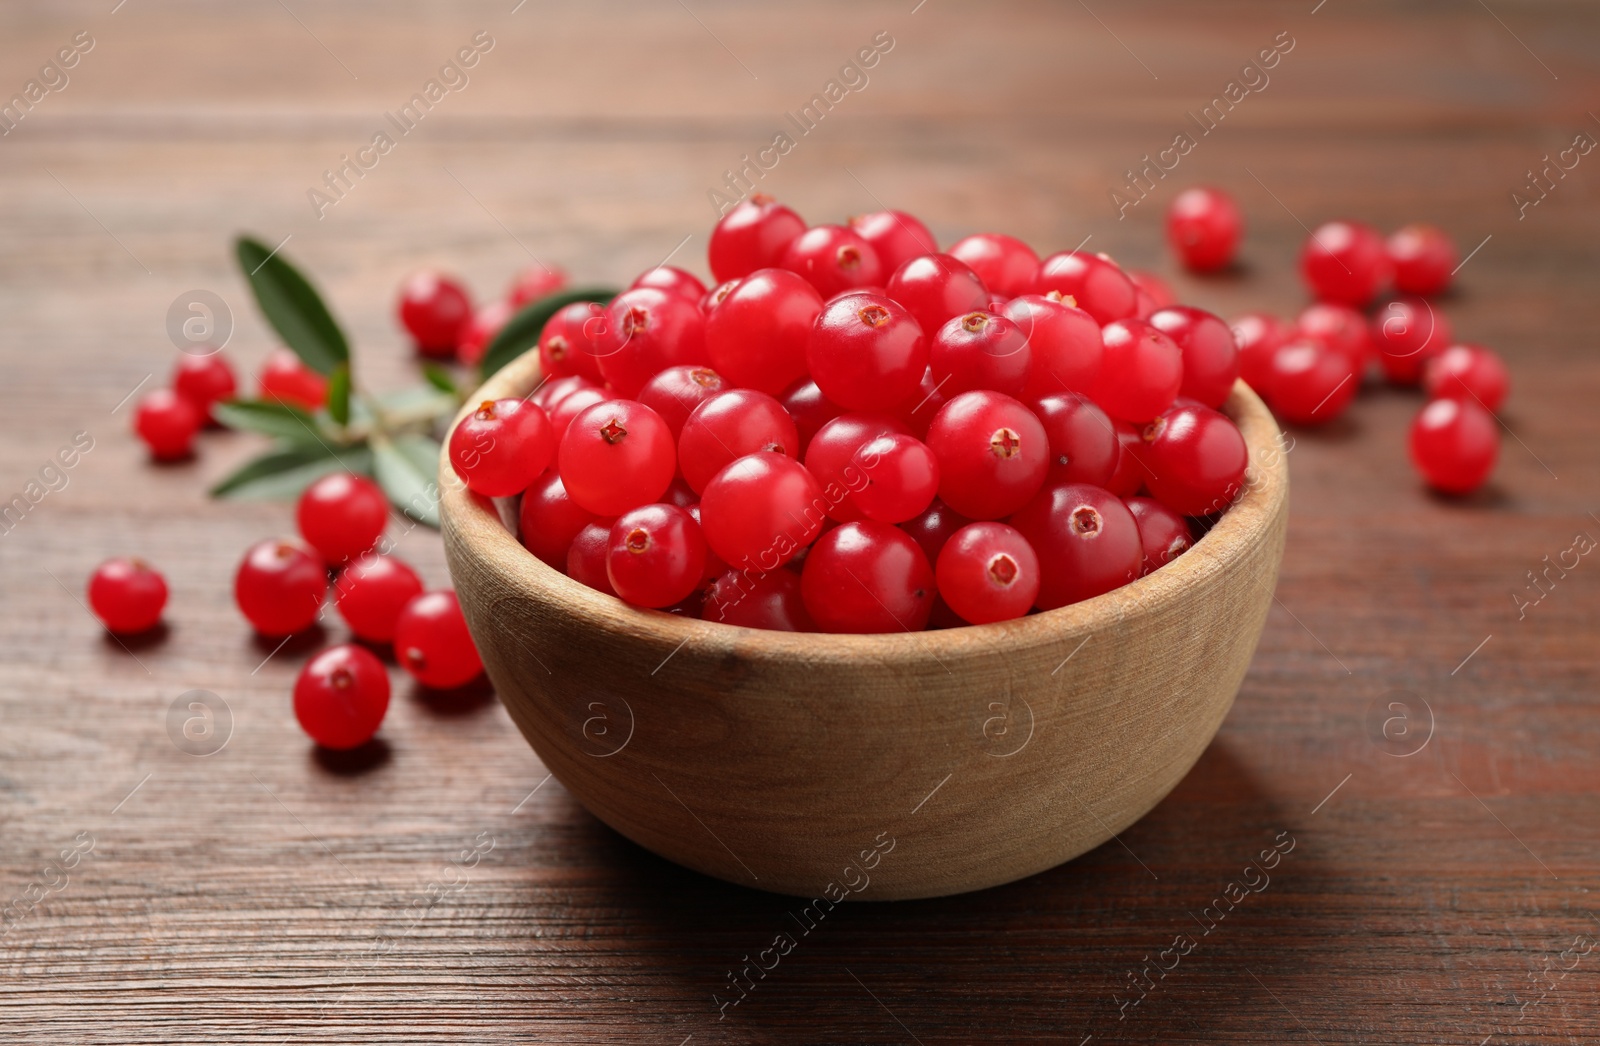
[3,1,1598,1042]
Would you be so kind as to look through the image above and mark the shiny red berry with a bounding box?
[947,232,1040,299]
[296,472,389,564]
[1231,312,1291,395]
[548,386,609,438]
[935,522,1040,624]
[518,471,599,568]
[293,644,390,749]
[930,311,1031,397]
[567,522,618,595]
[884,253,990,337]
[258,349,328,411]
[134,388,201,460]
[172,353,238,422]
[1139,403,1248,516]
[702,567,814,631]
[782,224,884,298]
[1372,295,1453,385]
[1089,319,1183,423]
[87,557,168,634]
[899,498,971,564]
[591,287,708,398]
[1148,306,1240,409]
[709,194,807,282]
[1002,293,1103,400]
[1296,302,1372,369]
[805,413,914,523]
[704,268,823,394]
[234,539,327,636]
[1387,224,1456,297]
[606,504,707,608]
[1128,270,1176,317]
[1008,483,1141,609]
[631,265,708,303]
[449,398,554,498]
[558,400,676,515]
[1033,251,1136,324]
[1423,343,1509,411]
[1265,343,1359,425]
[807,292,929,412]
[538,301,606,382]
[926,391,1049,520]
[849,432,940,524]
[699,452,825,571]
[780,379,844,456]
[1125,497,1193,575]
[800,521,935,633]
[679,389,800,493]
[508,265,568,307]
[1104,421,1147,498]
[457,299,513,366]
[393,591,483,689]
[849,210,938,273]
[398,271,472,357]
[1033,392,1119,487]
[1409,398,1498,495]
[639,365,728,440]
[333,553,424,643]
[1166,186,1242,272]
[1301,220,1391,306]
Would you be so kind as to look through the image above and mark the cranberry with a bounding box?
[898,368,950,439]
[1125,497,1193,575]
[849,432,940,524]
[134,388,201,460]
[591,287,708,398]
[296,472,389,564]
[457,299,514,366]
[807,292,929,412]
[508,265,568,307]
[1128,270,1176,312]
[947,233,1040,299]
[1423,344,1509,411]
[1296,302,1372,369]
[709,194,807,282]
[1231,313,1291,395]
[1265,343,1359,425]
[1008,483,1141,609]
[532,374,600,413]
[258,349,328,410]
[631,265,708,303]
[806,413,915,523]
[699,452,825,570]
[398,271,472,357]
[1001,294,1103,400]
[605,504,707,608]
[800,521,935,633]
[638,365,727,440]
[333,553,424,643]
[935,522,1040,624]
[884,254,990,336]
[704,268,824,394]
[678,389,800,493]
[1148,306,1240,409]
[899,498,972,564]
[780,379,844,455]
[1033,251,1137,325]
[1300,220,1391,306]
[293,644,390,749]
[234,539,327,636]
[548,386,610,438]
[1387,224,1456,297]
[703,567,814,631]
[1033,392,1119,487]
[538,301,606,382]
[393,591,484,689]
[684,502,728,580]
[558,400,676,515]
[1166,186,1243,272]
[87,557,168,634]
[519,471,599,568]
[449,398,554,498]
[1139,403,1248,516]
[1372,295,1453,385]
[1104,421,1147,498]
[1409,398,1498,495]
[782,224,884,298]
[926,391,1049,520]
[1089,319,1183,423]
[930,311,1031,397]
[849,210,938,273]
[567,522,618,595]
[172,353,238,422]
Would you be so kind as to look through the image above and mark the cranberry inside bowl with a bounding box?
[440,347,1288,900]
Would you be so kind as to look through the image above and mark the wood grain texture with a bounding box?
[2,0,1599,1042]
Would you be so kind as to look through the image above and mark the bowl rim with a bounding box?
[441,349,1289,665]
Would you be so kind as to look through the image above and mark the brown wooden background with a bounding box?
[2,1,1598,1042]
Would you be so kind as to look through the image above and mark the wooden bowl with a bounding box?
[441,349,1289,901]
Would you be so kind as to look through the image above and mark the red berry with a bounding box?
[531,374,599,413]
[1297,302,1373,369]
[899,498,972,564]
[1089,319,1183,423]
[548,386,610,438]
[1265,343,1359,425]
[849,210,938,273]
[458,298,513,366]
[258,349,328,410]
[1009,483,1141,609]
[448,398,555,498]
[172,353,238,422]
[800,521,935,633]
[1149,306,1240,409]
[1387,224,1456,297]
[638,365,728,440]
[898,368,950,439]
[1231,313,1291,396]
[1301,220,1391,306]
[1104,421,1146,498]
[679,389,800,494]
[1409,398,1498,495]
[333,553,424,643]
[930,311,1031,397]
[1033,392,1119,487]
[684,502,728,578]
[134,388,201,460]
[1372,295,1453,385]
[591,287,708,398]
[631,265,708,303]
[699,452,825,570]
[293,644,390,749]
[926,391,1049,520]
[849,432,940,524]
[703,567,814,631]
[606,504,707,608]
[1034,251,1136,324]
[709,194,807,282]
[935,522,1040,624]
[567,522,618,595]
[559,400,676,516]
[519,471,599,568]
[1423,343,1509,411]
[780,379,844,455]
[782,224,884,298]
[1125,497,1193,575]
[884,254,990,336]
[538,301,606,382]
[807,292,929,412]
[947,232,1040,299]
[704,268,824,394]
[1138,403,1248,516]
[508,265,568,307]
[234,539,327,636]
[296,473,389,564]
[393,591,483,690]
[1002,294,1103,400]
[1166,187,1243,272]
[87,557,168,634]
[398,271,472,357]
[806,413,915,523]
[1128,270,1176,315]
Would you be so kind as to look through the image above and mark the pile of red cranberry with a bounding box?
[448,195,1254,633]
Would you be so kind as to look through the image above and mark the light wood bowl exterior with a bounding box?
[441,349,1289,901]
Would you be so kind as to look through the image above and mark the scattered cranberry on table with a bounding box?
[171,353,238,422]
[134,388,202,460]
[296,473,389,565]
[258,348,328,410]
[393,591,484,690]
[1301,219,1392,306]
[1166,186,1243,273]
[1409,397,1499,495]
[234,539,328,637]
[397,270,473,358]
[333,553,424,644]
[293,644,391,750]
[1386,223,1456,297]
[87,557,168,634]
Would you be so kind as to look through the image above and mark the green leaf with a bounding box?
[421,363,458,395]
[235,235,351,376]
[479,286,618,383]
[372,434,443,528]
[327,363,352,426]
[211,399,327,444]
[210,442,373,501]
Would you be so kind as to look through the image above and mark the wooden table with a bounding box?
[3,1,1597,1041]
